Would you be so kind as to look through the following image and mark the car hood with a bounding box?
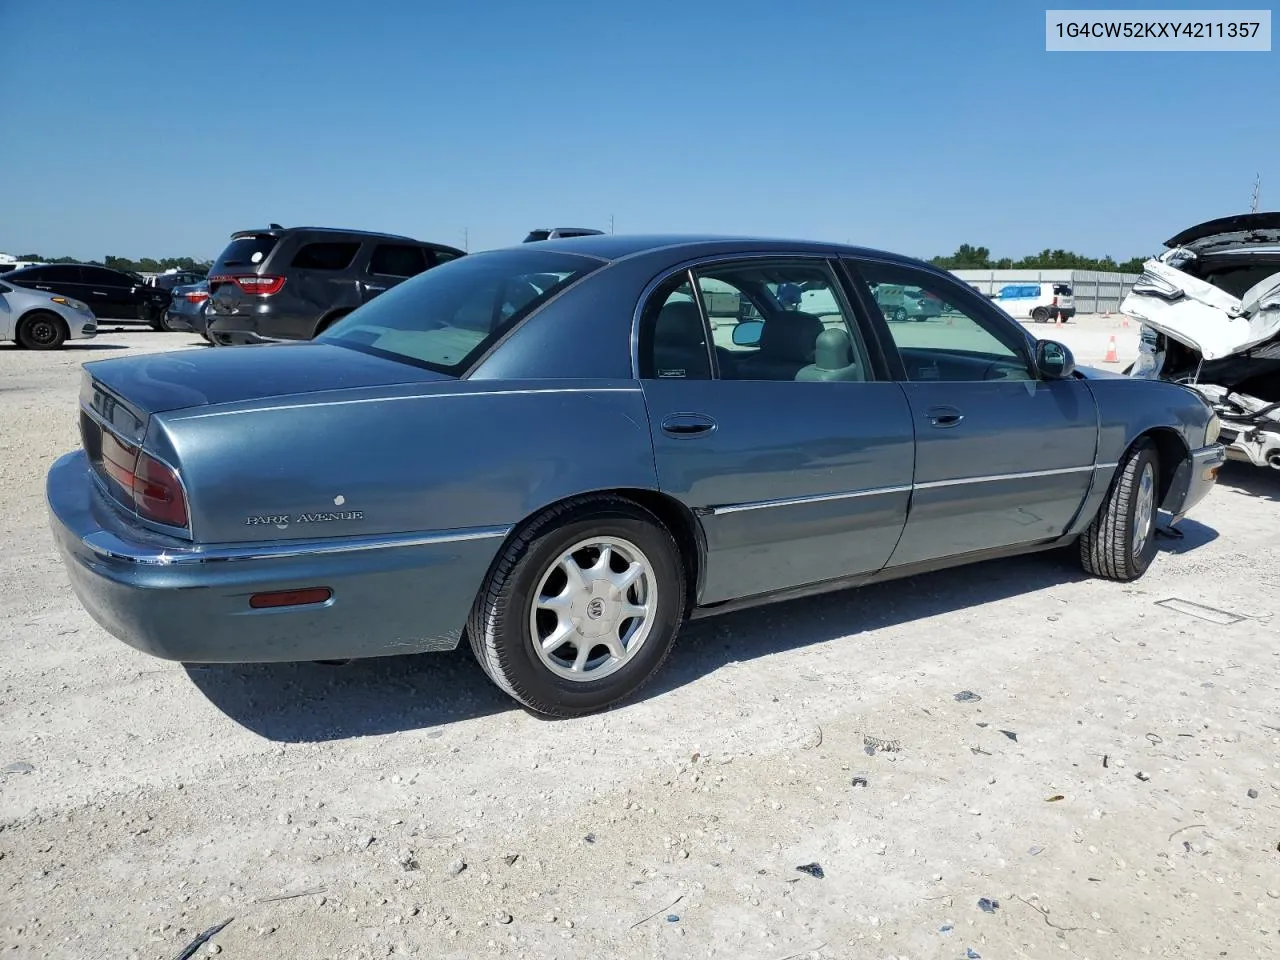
[1165,212,1280,252]
[1121,259,1280,360]
[82,341,453,415]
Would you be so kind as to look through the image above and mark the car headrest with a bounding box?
[813,327,854,370]
[758,311,824,363]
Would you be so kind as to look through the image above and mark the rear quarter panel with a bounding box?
[147,378,658,544]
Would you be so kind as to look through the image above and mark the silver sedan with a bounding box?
[0,278,98,349]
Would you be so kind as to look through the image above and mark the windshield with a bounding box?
[318,248,603,374]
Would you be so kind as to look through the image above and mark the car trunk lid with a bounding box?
[80,342,454,416]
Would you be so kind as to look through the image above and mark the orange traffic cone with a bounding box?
[1104,335,1118,363]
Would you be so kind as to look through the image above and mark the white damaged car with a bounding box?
[1122,213,1280,471]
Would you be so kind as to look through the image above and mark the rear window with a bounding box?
[1053,284,1073,295]
[319,249,601,375]
[523,230,552,243]
[292,242,360,271]
[213,234,279,271]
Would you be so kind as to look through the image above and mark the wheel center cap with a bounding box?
[586,598,605,619]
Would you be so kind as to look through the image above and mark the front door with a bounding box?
[637,258,917,604]
[847,258,1099,567]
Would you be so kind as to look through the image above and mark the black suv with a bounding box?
[2,263,169,323]
[204,226,466,345]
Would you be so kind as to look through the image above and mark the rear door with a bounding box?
[363,243,430,304]
[286,238,363,336]
[846,258,1099,566]
[637,256,916,604]
[81,266,140,319]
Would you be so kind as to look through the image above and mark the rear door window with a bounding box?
[369,244,429,278]
[292,242,361,271]
[82,267,132,288]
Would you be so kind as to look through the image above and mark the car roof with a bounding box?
[231,226,421,243]
[498,232,944,271]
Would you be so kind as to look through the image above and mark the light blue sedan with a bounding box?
[46,235,1224,717]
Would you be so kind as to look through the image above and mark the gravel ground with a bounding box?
[2,326,1279,960]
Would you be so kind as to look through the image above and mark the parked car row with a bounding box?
[4,225,608,350]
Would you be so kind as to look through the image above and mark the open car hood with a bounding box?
[1166,212,1280,251]
[1121,260,1280,360]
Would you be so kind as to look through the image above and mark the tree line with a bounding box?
[10,253,213,274]
[14,244,1151,276]
[929,244,1148,274]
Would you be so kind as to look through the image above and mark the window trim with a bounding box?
[840,255,1041,382]
[631,252,889,382]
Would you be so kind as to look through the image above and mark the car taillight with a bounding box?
[133,454,188,527]
[184,291,209,304]
[98,431,188,527]
[1052,295,1058,306]
[208,274,286,296]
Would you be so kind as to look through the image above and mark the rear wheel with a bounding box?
[1031,306,1051,323]
[313,311,349,338]
[1080,438,1160,581]
[890,307,907,323]
[467,496,686,718]
[16,312,68,350]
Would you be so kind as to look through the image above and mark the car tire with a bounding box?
[891,307,908,323]
[16,311,68,350]
[1031,307,1050,323]
[1079,438,1160,581]
[466,495,687,718]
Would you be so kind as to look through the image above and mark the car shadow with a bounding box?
[1214,461,1280,502]
[186,531,1216,742]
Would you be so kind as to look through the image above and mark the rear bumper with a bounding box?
[46,450,507,663]
[162,308,195,332]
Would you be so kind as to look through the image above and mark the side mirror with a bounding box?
[731,319,763,347]
[1035,339,1076,379]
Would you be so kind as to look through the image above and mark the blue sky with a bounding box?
[1,0,1275,262]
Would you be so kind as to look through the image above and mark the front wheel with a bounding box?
[1080,439,1160,581]
[16,312,68,350]
[467,496,686,718]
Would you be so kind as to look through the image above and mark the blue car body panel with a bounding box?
[45,234,1224,665]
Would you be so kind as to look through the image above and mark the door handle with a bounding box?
[926,405,964,428]
[92,291,108,295]
[660,413,717,437]
[35,285,51,290]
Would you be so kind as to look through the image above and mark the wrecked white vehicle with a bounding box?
[1122,213,1280,470]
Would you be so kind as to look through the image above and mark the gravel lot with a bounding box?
[2,322,1279,960]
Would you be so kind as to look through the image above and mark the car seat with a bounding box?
[734,311,824,380]
[651,301,712,378]
[795,327,864,381]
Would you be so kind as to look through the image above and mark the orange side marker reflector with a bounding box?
[249,587,333,609]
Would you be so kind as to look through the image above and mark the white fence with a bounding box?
[951,269,1140,315]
